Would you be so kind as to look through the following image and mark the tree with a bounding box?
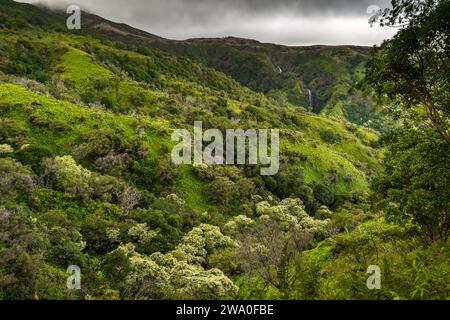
[366,0,450,145]
[235,198,329,298]
[223,215,255,236]
[108,224,239,300]
[0,158,34,201]
[366,0,450,242]
[170,261,238,300]
[13,144,54,175]
[41,156,92,201]
[0,206,77,300]
[373,128,450,242]
[236,218,312,299]
[204,177,238,205]
[171,224,236,265]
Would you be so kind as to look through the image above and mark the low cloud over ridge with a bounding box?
[17,0,397,45]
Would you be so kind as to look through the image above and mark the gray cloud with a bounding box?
[17,0,396,45]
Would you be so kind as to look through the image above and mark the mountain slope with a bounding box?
[0,0,385,300]
[79,12,378,125]
[0,27,380,201]
[1,0,379,125]
[0,0,383,225]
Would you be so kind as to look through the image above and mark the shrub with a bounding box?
[13,144,54,174]
[0,118,29,148]
[315,205,333,220]
[0,158,34,201]
[204,177,239,205]
[41,156,92,202]
[0,144,14,154]
[313,182,335,207]
[320,129,341,144]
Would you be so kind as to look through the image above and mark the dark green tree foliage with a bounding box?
[367,0,450,242]
[0,206,77,300]
[0,38,59,83]
[13,145,54,175]
[319,129,341,144]
[366,0,450,144]
[263,165,317,212]
[373,129,450,242]
[0,119,29,148]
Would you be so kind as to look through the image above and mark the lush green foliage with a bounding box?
[0,0,448,300]
[366,0,450,144]
[373,128,449,242]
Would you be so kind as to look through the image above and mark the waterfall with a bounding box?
[307,89,313,110]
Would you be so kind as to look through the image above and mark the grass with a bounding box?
[175,166,212,212]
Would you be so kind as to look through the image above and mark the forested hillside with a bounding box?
[80,10,381,126]
[0,0,448,300]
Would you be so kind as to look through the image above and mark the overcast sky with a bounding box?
[18,0,397,46]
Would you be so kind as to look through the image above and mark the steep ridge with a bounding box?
[1,0,378,125]
[79,12,378,125]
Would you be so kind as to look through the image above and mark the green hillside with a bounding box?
[0,0,380,125]
[77,15,381,126]
[0,0,448,301]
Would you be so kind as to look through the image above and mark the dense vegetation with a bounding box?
[0,0,448,300]
[67,4,383,126]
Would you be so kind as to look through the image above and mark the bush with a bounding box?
[0,158,34,201]
[266,165,316,211]
[320,129,341,144]
[205,177,238,205]
[0,144,14,154]
[13,144,54,174]
[73,129,131,163]
[81,212,119,254]
[0,118,29,148]
[313,182,335,208]
[41,156,92,202]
